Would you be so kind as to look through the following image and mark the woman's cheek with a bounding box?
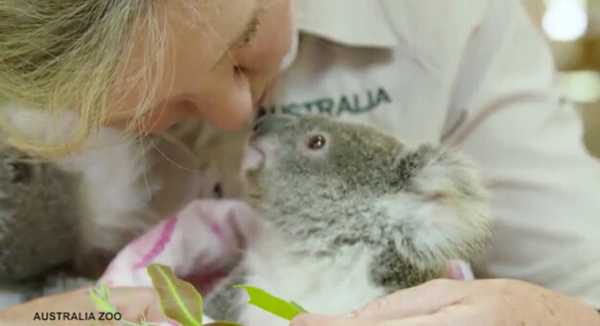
[136,104,202,133]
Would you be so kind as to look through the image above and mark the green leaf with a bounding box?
[146,264,204,326]
[88,282,154,326]
[205,322,246,326]
[289,302,308,313]
[233,285,307,321]
[101,282,111,298]
[88,285,115,313]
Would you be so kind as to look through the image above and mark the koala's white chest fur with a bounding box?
[235,237,386,326]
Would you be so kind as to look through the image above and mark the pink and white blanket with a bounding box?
[98,199,473,326]
[98,199,257,325]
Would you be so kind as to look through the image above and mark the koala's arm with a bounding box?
[203,265,248,323]
[40,275,96,297]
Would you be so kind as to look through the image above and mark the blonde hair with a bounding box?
[0,1,166,158]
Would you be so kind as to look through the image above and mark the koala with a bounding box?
[0,142,99,306]
[0,144,79,283]
[167,117,250,200]
[0,104,207,280]
[203,114,494,326]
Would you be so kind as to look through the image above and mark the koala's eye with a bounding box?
[307,134,326,150]
[9,162,31,183]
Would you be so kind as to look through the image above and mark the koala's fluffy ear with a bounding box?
[377,145,493,270]
[387,145,431,188]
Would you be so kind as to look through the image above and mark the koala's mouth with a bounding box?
[242,113,295,174]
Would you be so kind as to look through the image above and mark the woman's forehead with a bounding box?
[157,0,260,68]
[117,0,260,94]
[164,0,260,35]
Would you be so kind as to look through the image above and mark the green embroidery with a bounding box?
[261,87,391,116]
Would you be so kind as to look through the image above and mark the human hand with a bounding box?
[291,278,600,326]
[0,286,169,326]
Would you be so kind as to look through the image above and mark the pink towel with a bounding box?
[98,199,258,325]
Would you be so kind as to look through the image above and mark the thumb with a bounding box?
[348,279,463,321]
[291,313,372,326]
[107,287,170,323]
[0,286,171,326]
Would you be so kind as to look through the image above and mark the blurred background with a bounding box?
[521,0,600,157]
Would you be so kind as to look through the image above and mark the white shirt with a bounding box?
[260,0,600,308]
[4,0,598,311]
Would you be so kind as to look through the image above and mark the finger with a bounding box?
[349,279,465,321]
[2,287,165,326]
[377,305,477,326]
[33,286,169,324]
[2,287,97,323]
[102,287,169,322]
[378,314,439,326]
[290,313,374,326]
[290,304,477,326]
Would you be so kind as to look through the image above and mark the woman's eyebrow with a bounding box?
[210,7,259,71]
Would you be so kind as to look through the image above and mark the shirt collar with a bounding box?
[292,0,397,48]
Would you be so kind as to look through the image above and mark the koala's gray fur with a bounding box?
[0,142,97,304]
[204,114,494,326]
[0,105,228,305]
[0,144,79,282]
[0,104,251,307]
[203,266,248,322]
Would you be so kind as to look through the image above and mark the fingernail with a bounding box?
[449,260,474,280]
[448,262,464,280]
[457,261,475,280]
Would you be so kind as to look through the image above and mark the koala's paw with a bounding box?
[383,144,494,269]
[203,266,248,323]
[74,248,115,279]
[42,275,96,296]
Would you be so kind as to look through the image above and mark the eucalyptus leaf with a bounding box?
[233,285,307,321]
[88,285,115,313]
[147,264,204,326]
[289,301,308,313]
[205,322,246,326]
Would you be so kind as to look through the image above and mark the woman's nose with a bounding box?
[189,75,254,131]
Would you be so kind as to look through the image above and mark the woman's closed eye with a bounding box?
[238,17,260,49]
[232,17,260,72]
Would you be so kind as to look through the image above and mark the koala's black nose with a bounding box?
[252,114,296,137]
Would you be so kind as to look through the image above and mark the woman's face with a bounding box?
[107,0,292,132]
